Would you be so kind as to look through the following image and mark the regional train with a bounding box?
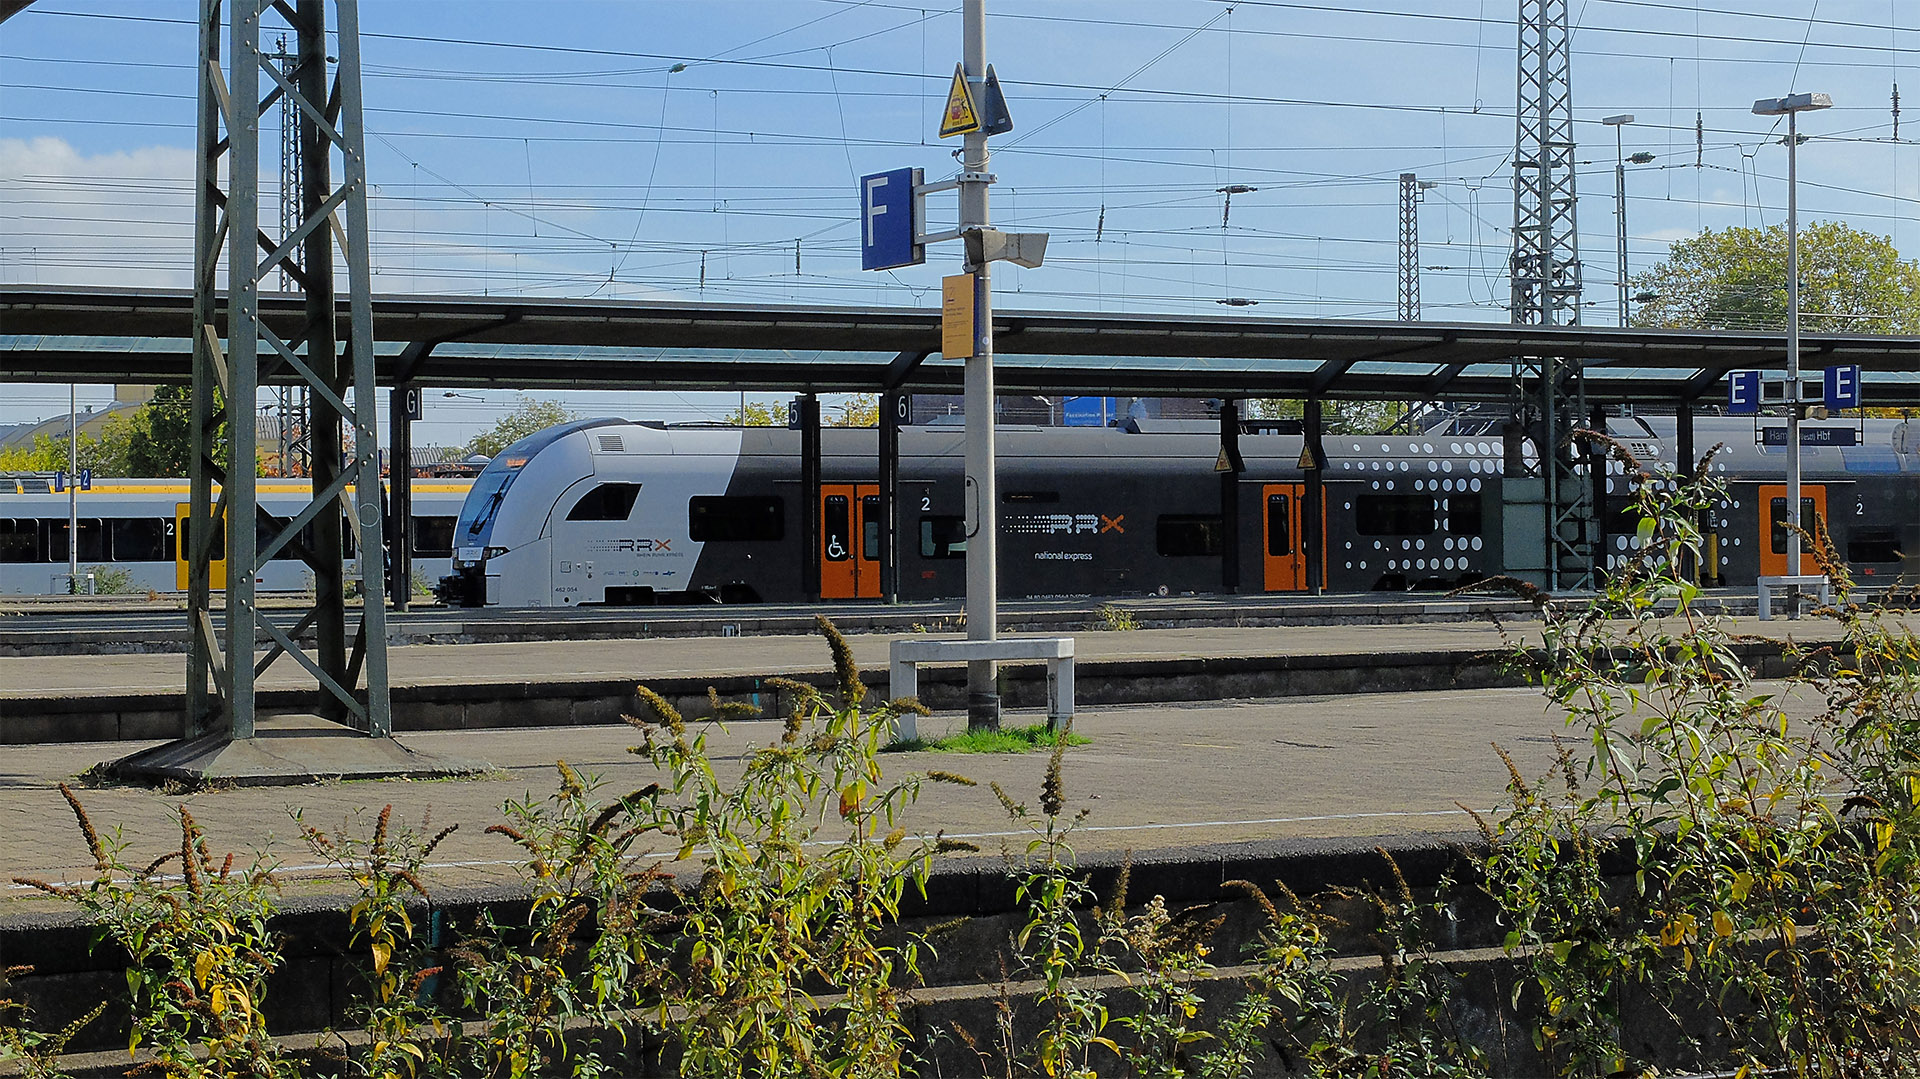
[433,415,1918,608]
[0,477,472,595]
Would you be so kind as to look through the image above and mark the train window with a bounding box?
[1266,494,1292,556]
[0,519,38,563]
[110,519,167,563]
[1604,499,1645,538]
[862,494,881,561]
[412,516,457,558]
[1847,529,1901,564]
[44,519,106,562]
[566,483,642,522]
[1157,515,1223,557]
[177,515,227,561]
[1004,490,1060,504]
[1445,494,1484,536]
[1356,495,1435,536]
[255,515,300,561]
[1769,497,1820,554]
[919,515,966,559]
[688,496,784,542]
[823,495,851,561]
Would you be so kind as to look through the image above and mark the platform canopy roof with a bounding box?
[4,286,1917,405]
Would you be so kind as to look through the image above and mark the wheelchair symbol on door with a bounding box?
[826,537,848,559]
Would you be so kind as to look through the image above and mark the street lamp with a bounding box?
[1751,91,1832,604]
[1601,115,1655,328]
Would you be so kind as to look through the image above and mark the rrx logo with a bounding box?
[607,538,673,552]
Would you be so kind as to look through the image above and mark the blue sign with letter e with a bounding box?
[859,167,923,271]
[1823,365,1860,411]
[1727,370,1760,415]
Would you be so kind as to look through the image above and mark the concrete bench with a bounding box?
[1756,575,1831,620]
[887,636,1074,742]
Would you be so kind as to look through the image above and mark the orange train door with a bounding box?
[174,502,228,590]
[1261,483,1307,591]
[1758,484,1827,578]
[820,484,882,599]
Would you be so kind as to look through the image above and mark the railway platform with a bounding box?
[1,609,1890,745]
[1,683,1612,906]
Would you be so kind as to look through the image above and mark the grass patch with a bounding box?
[887,722,1090,754]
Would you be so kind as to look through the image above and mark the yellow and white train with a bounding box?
[0,476,471,595]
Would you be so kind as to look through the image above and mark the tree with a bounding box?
[724,399,791,427]
[722,396,876,427]
[466,396,578,458]
[124,385,198,476]
[831,393,878,427]
[1630,221,1920,334]
[1245,398,1411,435]
[0,433,82,473]
[0,388,204,477]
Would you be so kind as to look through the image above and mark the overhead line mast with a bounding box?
[1507,0,1596,593]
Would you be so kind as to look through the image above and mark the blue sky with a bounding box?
[3,0,1915,447]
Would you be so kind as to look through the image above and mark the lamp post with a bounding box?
[1751,91,1831,609]
[1601,115,1655,328]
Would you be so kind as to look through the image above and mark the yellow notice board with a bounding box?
[942,274,975,358]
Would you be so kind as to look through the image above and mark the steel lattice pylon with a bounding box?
[273,35,310,480]
[185,0,389,741]
[1507,0,1595,591]
[1397,173,1421,323]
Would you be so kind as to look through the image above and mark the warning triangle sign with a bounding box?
[1215,448,1234,473]
[1298,444,1318,469]
[939,63,981,138]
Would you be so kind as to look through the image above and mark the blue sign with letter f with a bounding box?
[860,167,923,271]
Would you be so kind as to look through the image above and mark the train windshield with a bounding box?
[454,418,623,551]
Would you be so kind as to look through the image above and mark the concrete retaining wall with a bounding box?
[0,637,1817,746]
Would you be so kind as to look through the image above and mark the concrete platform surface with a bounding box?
[0,614,1870,701]
[1,685,1588,906]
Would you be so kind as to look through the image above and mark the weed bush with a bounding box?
[625,616,967,1078]
[1470,435,1920,1075]
[17,787,288,1078]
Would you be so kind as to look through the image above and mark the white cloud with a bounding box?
[0,136,197,289]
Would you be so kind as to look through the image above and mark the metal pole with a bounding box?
[1614,125,1628,327]
[879,390,901,604]
[1785,108,1803,606]
[67,384,78,591]
[226,0,262,740]
[800,394,822,600]
[1304,397,1325,595]
[1218,398,1240,594]
[961,0,999,729]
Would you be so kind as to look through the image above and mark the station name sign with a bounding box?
[1760,426,1857,447]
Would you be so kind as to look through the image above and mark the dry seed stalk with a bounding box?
[58,783,107,871]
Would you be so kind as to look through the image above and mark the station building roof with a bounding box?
[4,286,1917,406]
